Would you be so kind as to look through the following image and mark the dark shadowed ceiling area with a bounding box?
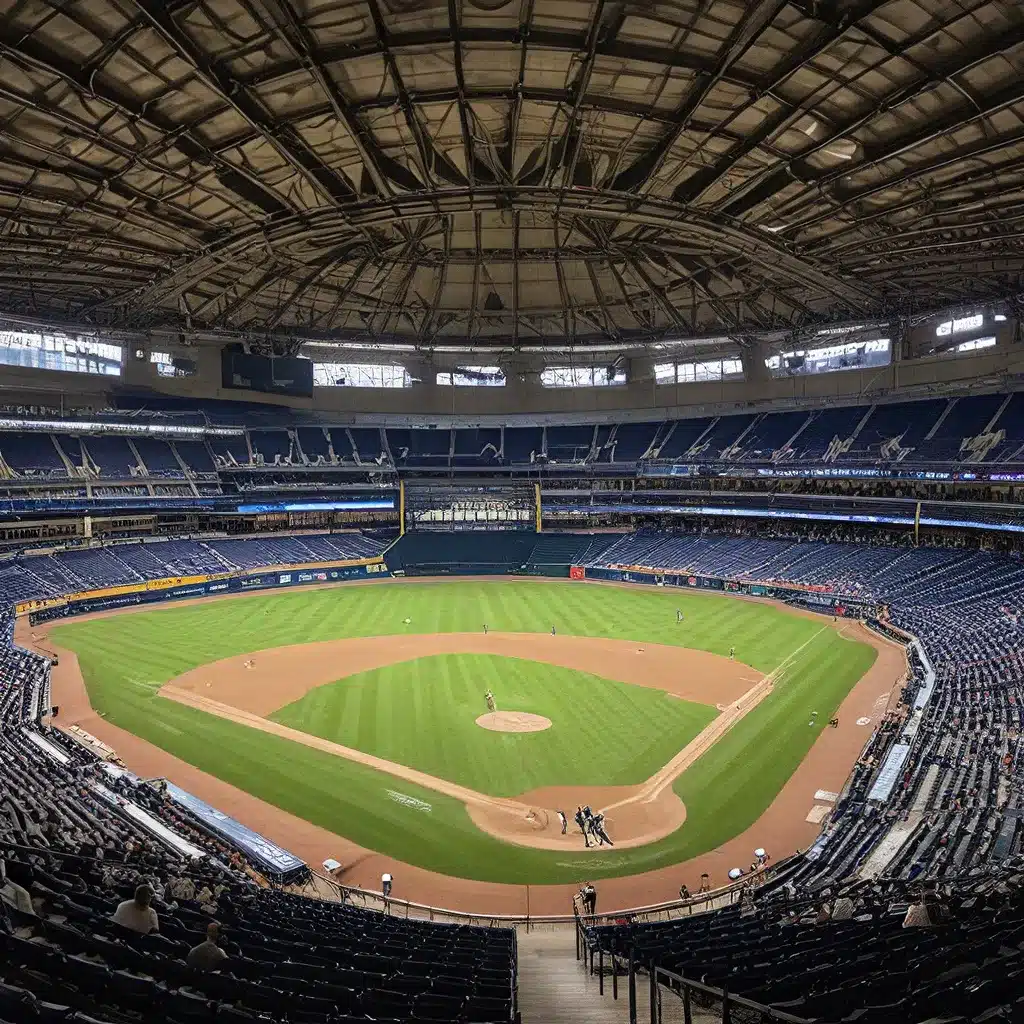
[2,0,1024,350]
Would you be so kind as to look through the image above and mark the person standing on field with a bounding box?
[593,813,613,846]
[483,623,488,635]
[551,624,556,636]
[677,609,683,623]
[557,810,568,834]
[582,883,597,917]
[574,806,591,847]
[729,646,735,660]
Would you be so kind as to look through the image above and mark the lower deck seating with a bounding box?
[0,601,517,1024]
[585,868,1024,1023]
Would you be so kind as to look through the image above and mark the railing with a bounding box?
[573,910,811,1024]
[295,859,796,930]
[574,898,814,1024]
[645,966,811,1024]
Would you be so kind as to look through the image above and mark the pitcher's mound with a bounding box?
[476,711,552,733]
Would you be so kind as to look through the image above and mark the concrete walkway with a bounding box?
[516,930,704,1023]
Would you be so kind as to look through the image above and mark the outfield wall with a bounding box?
[24,554,882,627]
[580,565,882,618]
[26,559,390,625]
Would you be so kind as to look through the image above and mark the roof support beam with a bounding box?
[551,220,575,343]
[212,266,285,328]
[469,211,483,341]
[552,0,608,190]
[316,255,375,330]
[751,17,1024,225]
[784,84,1024,233]
[675,0,892,206]
[511,210,520,348]
[117,185,877,322]
[421,218,453,343]
[584,260,621,341]
[256,0,409,196]
[362,0,465,187]
[0,38,287,223]
[127,0,357,207]
[237,26,763,93]
[447,0,481,185]
[612,0,789,193]
[505,0,536,179]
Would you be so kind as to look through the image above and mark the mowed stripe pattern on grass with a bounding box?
[270,653,718,796]
[51,582,877,883]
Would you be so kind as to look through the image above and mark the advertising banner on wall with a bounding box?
[164,781,306,882]
[569,566,585,580]
[27,560,389,625]
[578,566,879,619]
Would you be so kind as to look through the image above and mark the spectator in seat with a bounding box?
[0,859,34,917]
[903,889,947,929]
[186,922,228,972]
[830,894,857,921]
[111,883,159,935]
[168,873,196,902]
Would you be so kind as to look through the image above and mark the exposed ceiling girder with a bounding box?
[236,25,765,94]
[612,0,791,194]
[2,0,1023,349]
[114,186,876,317]
[128,0,358,208]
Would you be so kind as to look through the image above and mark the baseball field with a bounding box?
[40,578,898,899]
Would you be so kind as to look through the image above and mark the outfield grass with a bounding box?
[51,581,878,883]
[271,653,717,796]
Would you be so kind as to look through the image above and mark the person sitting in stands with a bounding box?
[186,922,228,971]
[168,873,196,902]
[903,889,948,928]
[0,859,34,917]
[111,884,159,935]
[830,894,857,921]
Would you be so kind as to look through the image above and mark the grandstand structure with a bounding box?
[3,1,1024,1021]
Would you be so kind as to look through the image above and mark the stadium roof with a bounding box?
[2,0,1024,353]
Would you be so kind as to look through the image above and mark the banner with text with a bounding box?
[27,560,389,624]
[164,781,306,882]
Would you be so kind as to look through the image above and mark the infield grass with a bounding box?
[271,653,718,795]
[52,580,878,883]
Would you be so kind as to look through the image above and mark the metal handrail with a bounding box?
[301,858,796,929]
[649,965,812,1024]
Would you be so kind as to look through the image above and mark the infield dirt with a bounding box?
[158,632,778,852]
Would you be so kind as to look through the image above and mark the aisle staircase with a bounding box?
[517,931,692,1022]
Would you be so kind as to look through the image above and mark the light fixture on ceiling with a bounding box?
[797,115,859,161]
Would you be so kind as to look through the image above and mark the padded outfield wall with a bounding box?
[27,559,390,624]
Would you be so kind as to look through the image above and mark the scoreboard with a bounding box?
[404,482,537,531]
